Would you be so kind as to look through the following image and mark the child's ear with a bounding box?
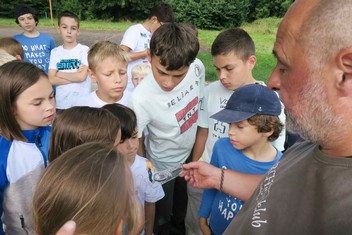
[88,69,97,83]
[147,48,151,63]
[247,55,257,70]
[15,54,22,61]
[56,26,60,34]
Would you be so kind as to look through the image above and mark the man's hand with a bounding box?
[180,161,221,190]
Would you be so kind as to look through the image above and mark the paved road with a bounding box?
[0,25,125,46]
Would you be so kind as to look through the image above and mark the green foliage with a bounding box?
[1,0,293,29]
[169,0,251,29]
[248,0,293,21]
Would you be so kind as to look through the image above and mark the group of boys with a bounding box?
[1,2,292,235]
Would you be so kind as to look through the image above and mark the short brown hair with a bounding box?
[148,3,174,23]
[0,61,47,141]
[247,114,283,142]
[58,10,80,28]
[0,37,24,59]
[150,22,199,70]
[88,40,129,72]
[33,142,143,235]
[48,106,120,162]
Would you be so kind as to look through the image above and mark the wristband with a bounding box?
[220,167,226,192]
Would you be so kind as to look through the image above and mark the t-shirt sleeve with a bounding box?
[48,48,58,70]
[128,91,150,138]
[198,142,221,218]
[120,25,139,51]
[80,45,89,66]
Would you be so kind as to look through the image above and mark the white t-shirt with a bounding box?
[72,90,131,108]
[131,155,165,205]
[49,43,91,109]
[129,58,205,171]
[120,24,151,93]
[198,80,286,163]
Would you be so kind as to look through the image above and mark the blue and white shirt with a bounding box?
[0,126,50,235]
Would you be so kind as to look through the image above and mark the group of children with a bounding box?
[0,2,295,235]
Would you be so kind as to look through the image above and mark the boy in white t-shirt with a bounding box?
[120,3,174,93]
[73,41,130,108]
[48,11,90,110]
[128,22,205,235]
[103,103,164,235]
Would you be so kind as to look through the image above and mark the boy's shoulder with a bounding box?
[38,32,55,40]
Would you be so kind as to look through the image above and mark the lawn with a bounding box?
[0,17,280,83]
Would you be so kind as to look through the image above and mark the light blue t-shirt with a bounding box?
[14,32,56,74]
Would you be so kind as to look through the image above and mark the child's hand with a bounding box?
[199,217,211,235]
[78,64,88,73]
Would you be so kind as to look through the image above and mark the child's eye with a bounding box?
[33,102,42,106]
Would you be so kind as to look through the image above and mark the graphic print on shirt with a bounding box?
[23,44,49,71]
[251,162,280,228]
[218,195,243,221]
[212,97,229,139]
[56,59,81,70]
[176,97,198,134]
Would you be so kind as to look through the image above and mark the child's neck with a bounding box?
[242,140,278,162]
[23,29,39,37]
[142,21,152,33]
[63,41,78,50]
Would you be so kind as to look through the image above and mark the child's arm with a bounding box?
[192,126,209,161]
[120,45,148,61]
[48,69,71,85]
[57,64,88,82]
[144,202,155,235]
[199,217,211,235]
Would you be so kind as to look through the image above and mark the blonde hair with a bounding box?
[0,50,16,66]
[131,63,151,77]
[88,40,130,71]
[33,142,143,235]
[0,37,24,60]
[48,106,120,162]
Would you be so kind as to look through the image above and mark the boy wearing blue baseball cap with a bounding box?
[198,83,283,235]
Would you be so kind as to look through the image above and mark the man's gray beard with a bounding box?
[284,80,342,145]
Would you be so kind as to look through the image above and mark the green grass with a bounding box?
[0,17,280,83]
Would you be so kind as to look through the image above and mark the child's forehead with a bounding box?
[59,16,78,26]
[94,56,127,69]
[18,13,33,18]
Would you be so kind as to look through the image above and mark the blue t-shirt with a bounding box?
[14,32,56,74]
[199,137,282,235]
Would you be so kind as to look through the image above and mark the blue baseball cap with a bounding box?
[211,84,281,123]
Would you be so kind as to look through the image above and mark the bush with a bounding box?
[169,0,251,29]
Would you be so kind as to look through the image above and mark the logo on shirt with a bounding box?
[175,97,198,133]
[251,162,279,228]
[56,59,81,70]
[140,33,147,38]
